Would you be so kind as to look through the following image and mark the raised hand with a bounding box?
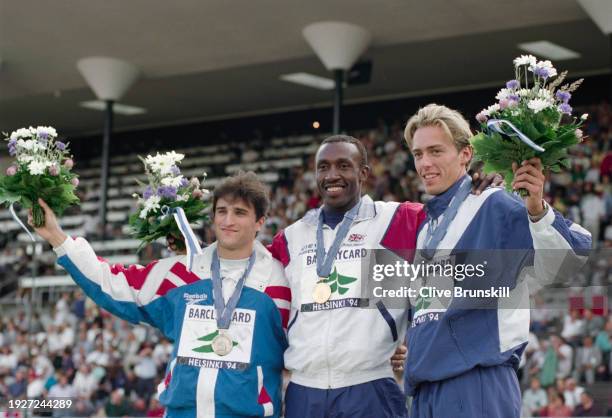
[512,158,546,217]
[28,198,67,247]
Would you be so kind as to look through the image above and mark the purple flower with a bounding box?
[558,103,573,115]
[506,79,520,90]
[508,94,520,102]
[8,145,17,156]
[170,165,180,176]
[143,186,154,200]
[55,141,66,151]
[179,178,189,187]
[534,67,550,78]
[157,185,177,200]
[555,90,571,103]
[6,166,17,176]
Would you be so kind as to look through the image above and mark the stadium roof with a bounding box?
[0,0,608,136]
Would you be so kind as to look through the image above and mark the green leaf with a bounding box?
[192,344,214,353]
[232,341,238,347]
[337,274,357,286]
[197,330,219,341]
[338,286,349,295]
[330,281,337,293]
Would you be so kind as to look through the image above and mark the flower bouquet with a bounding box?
[0,126,80,228]
[128,151,209,251]
[471,55,587,195]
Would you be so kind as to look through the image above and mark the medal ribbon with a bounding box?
[316,200,361,278]
[487,119,545,152]
[10,203,35,242]
[171,207,203,272]
[211,248,256,330]
[422,176,472,260]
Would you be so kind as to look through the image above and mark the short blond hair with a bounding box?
[404,103,473,151]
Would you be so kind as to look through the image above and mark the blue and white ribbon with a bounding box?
[10,203,35,242]
[487,119,546,153]
[171,207,203,271]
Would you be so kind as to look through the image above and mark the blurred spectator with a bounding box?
[134,346,157,402]
[583,309,605,338]
[540,390,572,417]
[574,391,603,416]
[522,377,547,417]
[147,398,165,417]
[72,364,99,399]
[561,309,585,346]
[574,336,602,385]
[8,368,27,398]
[562,377,584,410]
[104,388,131,417]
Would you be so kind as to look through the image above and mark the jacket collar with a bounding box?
[425,174,470,220]
[301,195,377,227]
[191,240,271,291]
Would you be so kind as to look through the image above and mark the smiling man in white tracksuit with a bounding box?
[402,104,591,418]
[32,172,290,418]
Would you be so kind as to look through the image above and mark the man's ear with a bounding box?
[360,165,371,183]
[255,216,265,232]
[461,145,474,169]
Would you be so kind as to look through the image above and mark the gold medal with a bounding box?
[212,331,233,356]
[312,280,332,304]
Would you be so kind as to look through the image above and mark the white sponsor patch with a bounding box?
[177,305,256,369]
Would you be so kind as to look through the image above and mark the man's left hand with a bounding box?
[469,161,504,195]
[511,157,546,216]
[390,344,407,372]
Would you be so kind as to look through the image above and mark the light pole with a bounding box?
[77,57,139,239]
[303,22,371,134]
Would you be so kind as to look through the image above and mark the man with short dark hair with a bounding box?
[32,171,290,418]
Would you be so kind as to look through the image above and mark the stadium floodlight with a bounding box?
[303,21,371,134]
[577,0,612,34]
[77,56,140,239]
[80,100,147,115]
[518,41,580,61]
[577,0,612,102]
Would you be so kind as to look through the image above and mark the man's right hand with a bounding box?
[28,198,67,248]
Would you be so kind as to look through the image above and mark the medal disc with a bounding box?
[312,282,332,304]
[212,333,233,356]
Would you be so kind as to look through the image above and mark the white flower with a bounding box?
[11,128,34,141]
[495,88,511,101]
[28,160,50,175]
[176,194,189,202]
[580,113,589,120]
[17,139,45,152]
[36,126,57,138]
[18,155,34,163]
[527,98,553,113]
[514,55,537,67]
[139,195,161,219]
[536,89,553,100]
[161,176,185,188]
[518,88,532,97]
[482,104,501,117]
[145,151,185,175]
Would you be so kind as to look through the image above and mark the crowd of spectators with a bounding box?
[0,101,611,416]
